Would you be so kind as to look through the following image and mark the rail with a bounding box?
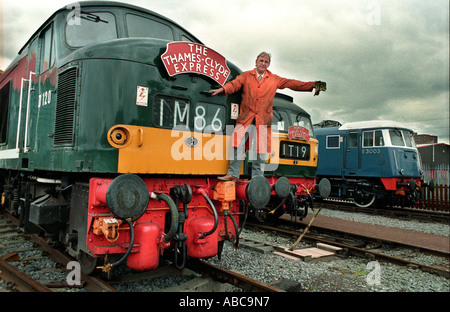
[186,259,284,292]
[0,253,52,292]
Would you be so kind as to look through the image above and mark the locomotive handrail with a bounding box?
[16,78,26,150]
[23,71,35,153]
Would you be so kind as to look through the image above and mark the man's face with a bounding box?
[255,55,270,74]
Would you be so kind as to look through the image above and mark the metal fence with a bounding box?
[421,164,449,211]
[422,163,450,186]
[423,184,449,211]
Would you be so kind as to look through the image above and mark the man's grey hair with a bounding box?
[257,51,271,63]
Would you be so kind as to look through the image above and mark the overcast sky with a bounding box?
[1,0,449,143]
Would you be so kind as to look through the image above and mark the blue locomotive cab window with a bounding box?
[326,135,340,149]
[126,14,174,40]
[349,132,358,147]
[403,131,415,147]
[363,131,374,147]
[375,130,384,146]
[363,130,384,147]
[66,12,117,47]
[389,129,405,146]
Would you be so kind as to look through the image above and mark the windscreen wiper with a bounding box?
[80,11,109,23]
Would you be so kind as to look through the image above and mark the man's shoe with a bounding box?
[217,174,238,182]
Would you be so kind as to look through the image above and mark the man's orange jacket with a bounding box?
[222,69,316,154]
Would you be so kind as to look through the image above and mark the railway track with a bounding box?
[319,199,450,223]
[246,219,450,279]
[0,211,283,293]
[0,212,116,292]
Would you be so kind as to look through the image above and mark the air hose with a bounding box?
[106,218,135,271]
[201,194,218,238]
[153,193,179,243]
[101,192,179,273]
[227,212,240,248]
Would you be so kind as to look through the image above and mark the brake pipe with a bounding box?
[200,194,218,238]
[151,192,179,243]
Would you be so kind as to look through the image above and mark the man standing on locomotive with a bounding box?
[210,51,326,182]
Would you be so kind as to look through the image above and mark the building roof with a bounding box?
[417,143,450,149]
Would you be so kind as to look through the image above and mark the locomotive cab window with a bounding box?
[403,130,415,147]
[126,14,174,40]
[363,130,384,147]
[290,112,315,139]
[272,109,289,132]
[326,135,340,149]
[40,25,55,73]
[181,35,195,42]
[0,81,11,144]
[389,129,405,146]
[66,12,117,47]
[349,132,358,147]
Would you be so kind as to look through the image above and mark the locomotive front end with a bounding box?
[244,94,329,223]
[87,174,246,271]
[74,39,251,271]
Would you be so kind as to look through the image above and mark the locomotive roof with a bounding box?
[18,1,202,54]
[274,93,310,117]
[339,120,413,131]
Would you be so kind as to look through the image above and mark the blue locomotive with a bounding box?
[314,120,426,207]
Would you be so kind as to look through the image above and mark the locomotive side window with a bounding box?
[40,25,55,73]
[153,95,190,129]
[326,135,340,149]
[349,132,358,147]
[66,12,117,47]
[363,131,374,147]
[363,130,384,147]
[0,81,11,144]
[375,130,384,146]
[126,14,174,40]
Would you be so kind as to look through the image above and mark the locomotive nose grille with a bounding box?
[54,67,78,146]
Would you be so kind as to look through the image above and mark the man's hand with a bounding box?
[314,81,327,96]
[209,87,224,96]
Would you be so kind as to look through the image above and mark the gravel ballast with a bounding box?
[1,208,448,292]
[206,208,449,292]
